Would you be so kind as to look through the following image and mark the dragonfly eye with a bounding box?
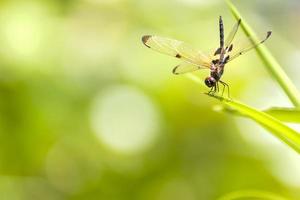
[205,77,216,87]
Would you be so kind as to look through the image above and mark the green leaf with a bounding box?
[218,190,289,200]
[185,74,300,154]
[212,96,300,153]
[225,0,300,108]
[264,107,300,123]
[216,106,300,123]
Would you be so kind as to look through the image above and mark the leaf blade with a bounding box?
[186,74,300,154]
[264,107,300,123]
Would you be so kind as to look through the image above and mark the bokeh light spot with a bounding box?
[90,85,160,154]
[0,1,52,63]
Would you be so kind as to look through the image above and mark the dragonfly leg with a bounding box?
[208,84,219,96]
[216,81,219,93]
[208,86,214,95]
[220,82,226,96]
[219,80,230,98]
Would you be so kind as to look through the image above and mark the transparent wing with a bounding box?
[142,35,211,68]
[172,62,207,75]
[226,31,272,63]
[224,19,241,49]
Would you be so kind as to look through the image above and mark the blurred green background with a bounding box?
[0,0,300,199]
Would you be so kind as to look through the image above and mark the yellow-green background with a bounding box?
[0,0,299,199]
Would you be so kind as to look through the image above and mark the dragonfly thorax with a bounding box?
[210,63,224,80]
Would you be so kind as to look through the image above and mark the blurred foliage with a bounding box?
[0,0,300,199]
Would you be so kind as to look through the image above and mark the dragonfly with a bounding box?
[142,16,272,97]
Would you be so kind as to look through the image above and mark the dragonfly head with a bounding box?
[205,77,216,87]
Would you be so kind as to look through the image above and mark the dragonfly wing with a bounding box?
[172,62,207,75]
[224,19,241,49]
[142,35,211,68]
[226,31,272,63]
